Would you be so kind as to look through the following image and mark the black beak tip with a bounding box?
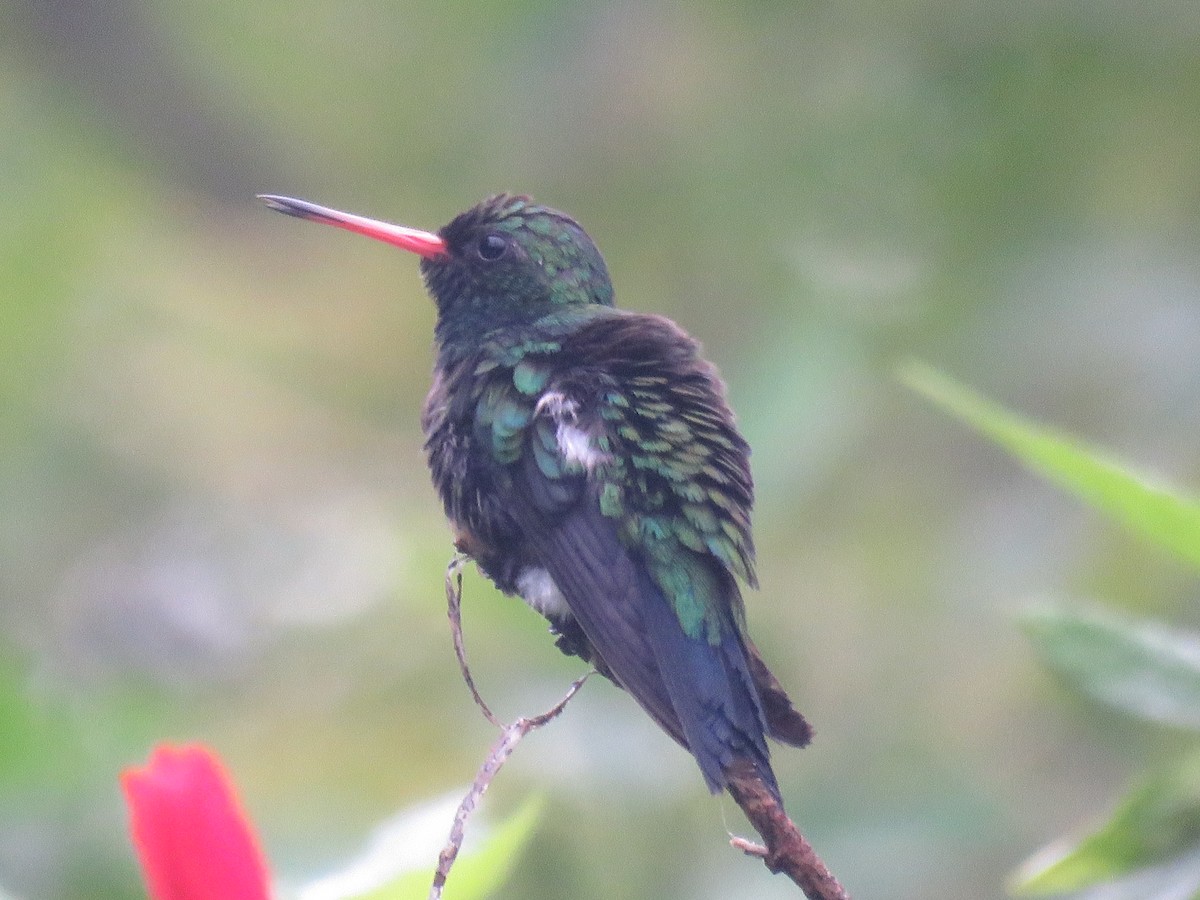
[257,194,308,218]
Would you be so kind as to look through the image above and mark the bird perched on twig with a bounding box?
[259,192,812,799]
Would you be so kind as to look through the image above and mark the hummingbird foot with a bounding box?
[550,619,618,684]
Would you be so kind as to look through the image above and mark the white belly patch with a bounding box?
[516,566,571,618]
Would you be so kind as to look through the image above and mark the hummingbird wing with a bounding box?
[496,312,809,794]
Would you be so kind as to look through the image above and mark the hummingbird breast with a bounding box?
[419,355,592,600]
[420,364,527,590]
[422,358,606,668]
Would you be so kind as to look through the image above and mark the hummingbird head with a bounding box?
[258,193,614,351]
[424,194,614,318]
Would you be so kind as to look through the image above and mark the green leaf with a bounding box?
[1012,752,1200,896]
[1016,848,1200,900]
[1020,603,1200,730]
[898,360,1200,571]
[295,794,543,900]
[357,796,541,900]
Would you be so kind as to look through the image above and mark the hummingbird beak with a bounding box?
[257,194,448,259]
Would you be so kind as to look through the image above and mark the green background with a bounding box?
[2,1,1199,897]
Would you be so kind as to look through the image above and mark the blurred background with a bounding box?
[3,1,1200,897]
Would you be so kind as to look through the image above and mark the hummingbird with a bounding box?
[259,192,812,798]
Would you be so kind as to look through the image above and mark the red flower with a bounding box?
[120,744,271,900]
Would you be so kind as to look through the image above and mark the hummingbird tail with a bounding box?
[745,638,813,748]
[637,569,781,797]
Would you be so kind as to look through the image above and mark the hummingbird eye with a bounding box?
[477,233,508,261]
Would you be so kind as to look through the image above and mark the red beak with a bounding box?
[257,194,447,259]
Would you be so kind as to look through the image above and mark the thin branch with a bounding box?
[439,554,848,900]
[443,553,502,728]
[430,555,590,900]
[724,760,850,900]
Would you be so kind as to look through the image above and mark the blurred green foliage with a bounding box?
[2,1,1200,898]
[1015,631,1200,898]
[907,365,1200,897]
[290,794,542,900]
[1022,605,1200,734]
[902,363,1200,571]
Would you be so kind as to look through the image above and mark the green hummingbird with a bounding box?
[259,192,811,797]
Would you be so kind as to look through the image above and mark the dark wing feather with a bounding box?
[496,311,802,794]
[506,493,776,794]
[506,487,688,748]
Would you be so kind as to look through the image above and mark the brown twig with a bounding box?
[443,554,502,727]
[430,555,591,900]
[724,760,850,900]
